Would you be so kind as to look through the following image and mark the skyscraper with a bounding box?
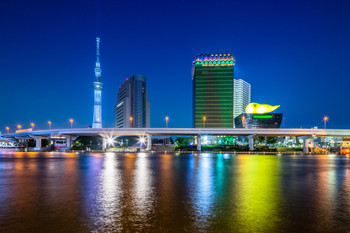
[92,37,102,128]
[115,75,150,128]
[192,54,235,128]
[234,79,251,127]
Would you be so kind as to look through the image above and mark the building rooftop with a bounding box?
[193,53,235,66]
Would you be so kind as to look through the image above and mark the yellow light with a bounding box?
[31,123,34,128]
[256,106,267,113]
[17,125,22,129]
[203,116,206,121]
[48,121,51,125]
[323,116,329,122]
[165,116,169,121]
[6,127,9,130]
[69,119,74,123]
[246,103,280,114]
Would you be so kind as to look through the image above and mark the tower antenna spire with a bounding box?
[96,37,100,62]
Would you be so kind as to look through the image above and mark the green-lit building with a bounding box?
[192,54,235,128]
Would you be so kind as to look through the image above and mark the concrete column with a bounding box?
[248,135,255,151]
[303,137,312,153]
[197,135,201,151]
[66,136,71,150]
[35,137,42,151]
[146,134,152,150]
[102,138,107,151]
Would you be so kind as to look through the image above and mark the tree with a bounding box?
[175,137,195,147]
[266,137,277,146]
[73,136,102,149]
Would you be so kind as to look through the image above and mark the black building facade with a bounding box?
[235,113,283,128]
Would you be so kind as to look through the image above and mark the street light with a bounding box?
[69,119,74,129]
[48,121,52,129]
[165,116,169,128]
[5,127,9,134]
[323,116,329,129]
[203,116,206,128]
[17,124,22,130]
[129,116,133,128]
[31,123,35,130]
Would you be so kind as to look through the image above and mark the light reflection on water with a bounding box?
[0,152,350,233]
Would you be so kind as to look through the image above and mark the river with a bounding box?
[0,152,349,232]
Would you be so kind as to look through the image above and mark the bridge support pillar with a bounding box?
[66,136,71,150]
[248,135,255,151]
[197,135,201,151]
[102,138,107,152]
[146,134,152,150]
[303,136,313,153]
[34,137,42,151]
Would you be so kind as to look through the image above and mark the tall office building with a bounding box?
[192,54,235,128]
[233,79,251,127]
[115,74,150,128]
[92,37,103,128]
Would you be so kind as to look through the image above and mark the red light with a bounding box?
[126,78,128,81]
[119,86,121,88]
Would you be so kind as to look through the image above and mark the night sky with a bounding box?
[1,0,350,131]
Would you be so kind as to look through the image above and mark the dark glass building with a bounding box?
[192,54,235,128]
[235,113,283,128]
[115,75,150,128]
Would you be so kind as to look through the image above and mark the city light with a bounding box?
[69,118,74,128]
[323,116,329,129]
[129,116,133,128]
[48,121,52,129]
[5,127,9,134]
[31,123,35,130]
[203,116,206,128]
[165,116,169,128]
[107,137,114,145]
[138,136,146,145]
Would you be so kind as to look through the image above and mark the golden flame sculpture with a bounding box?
[246,103,280,114]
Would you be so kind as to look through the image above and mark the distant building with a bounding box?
[233,79,251,127]
[192,54,235,128]
[115,75,150,128]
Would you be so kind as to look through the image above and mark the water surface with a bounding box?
[0,152,349,233]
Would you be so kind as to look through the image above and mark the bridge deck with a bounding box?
[4,128,350,138]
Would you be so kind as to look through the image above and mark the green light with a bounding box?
[253,115,273,119]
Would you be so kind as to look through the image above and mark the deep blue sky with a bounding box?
[1,0,350,131]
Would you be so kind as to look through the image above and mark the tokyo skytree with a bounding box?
[92,37,102,128]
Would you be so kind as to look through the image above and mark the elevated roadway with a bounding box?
[4,128,350,152]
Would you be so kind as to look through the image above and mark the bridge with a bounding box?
[4,127,350,152]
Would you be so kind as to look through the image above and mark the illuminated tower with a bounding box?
[192,54,235,128]
[92,37,103,128]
